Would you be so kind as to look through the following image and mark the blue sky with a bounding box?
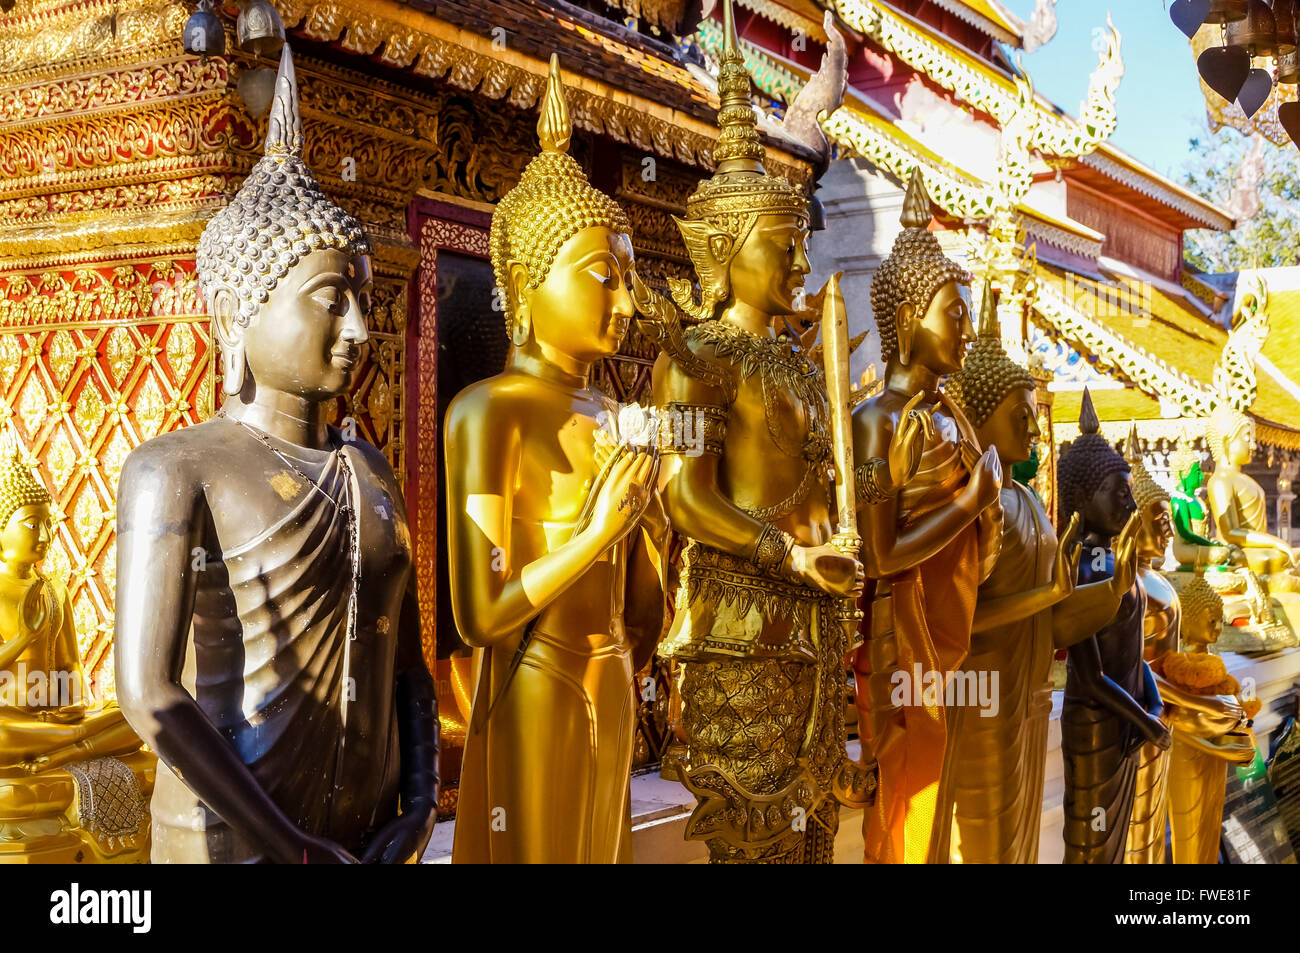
[1001,1,1215,179]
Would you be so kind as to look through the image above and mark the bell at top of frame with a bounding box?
[236,0,286,58]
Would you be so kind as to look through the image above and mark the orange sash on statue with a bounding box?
[852,401,985,864]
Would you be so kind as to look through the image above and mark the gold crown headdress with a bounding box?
[947,280,1035,427]
[197,44,370,327]
[670,0,808,320]
[1123,420,1170,512]
[0,437,51,529]
[870,169,972,363]
[490,54,631,335]
[684,0,807,225]
[1057,387,1130,524]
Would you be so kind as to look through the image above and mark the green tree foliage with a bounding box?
[1181,126,1300,272]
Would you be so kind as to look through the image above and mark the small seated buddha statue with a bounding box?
[1122,428,1178,864]
[1169,448,1235,570]
[0,444,152,863]
[1206,405,1300,591]
[1056,390,1169,864]
[1152,575,1258,864]
[446,56,668,864]
[935,290,1135,864]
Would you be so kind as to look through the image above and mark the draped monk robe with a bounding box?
[151,442,414,864]
[1125,586,1179,865]
[933,480,1054,864]
[1168,735,1232,864]
[453,528,638,864]
[853,394,998,864]
[1061,554,1147,864]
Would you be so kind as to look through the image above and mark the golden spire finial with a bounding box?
[1079,387,1100,435]
[538,54,572,155]
[1124,419,1139,462]
[900,167,932,230]
[265,43,302,158]
[713,0,765,172]
[1125,419,1169,510]
[977,279,997,339]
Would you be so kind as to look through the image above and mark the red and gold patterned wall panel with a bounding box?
[0,258,216,700]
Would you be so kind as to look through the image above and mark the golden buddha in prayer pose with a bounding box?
[1122,428,1178,864]
[1153,576,1257,864]
[850,172,1003,865]
[1206,405,1299,590]
[446,57,668,864]
[114,46,438,864]
[0,445,151,863]
[643,0,876,864]
[936,290,1136,865]
[1056,390,1169,864]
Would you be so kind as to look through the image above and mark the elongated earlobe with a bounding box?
[512,307,531,347]
[896,300,915,366]
[211,287,247,395]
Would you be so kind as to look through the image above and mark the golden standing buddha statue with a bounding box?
[114,46,438,864]
[0,444,152,863]
[642,0,869,864]
[936,290,1135,864]
[1123,427,1178,864]
[850,172,1003,865]
[1206,405,1299,590]
[1153,576,1257,864]
[1056,390,1170,864]
[446,56,668,864]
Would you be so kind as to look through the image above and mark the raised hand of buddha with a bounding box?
[786,543,865,598]
[1107,512,1141,601]
[961,443,1003,510]
[1051,513,1082,599]
[885,392,934,491]
[585,449,659,550]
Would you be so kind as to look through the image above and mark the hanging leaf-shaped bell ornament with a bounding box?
[182,0,226,57]
[1205,0,1249,23]
[1237,67,1274,116]
[1224,0,1278,59]
[1172,0,1211,38]
[236,0,285,57]
[1199,44,1251,102]
[1278,100,1300,147]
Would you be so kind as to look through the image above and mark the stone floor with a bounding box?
[423,647,1300,864]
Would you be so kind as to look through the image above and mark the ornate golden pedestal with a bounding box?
[0,749,154,864]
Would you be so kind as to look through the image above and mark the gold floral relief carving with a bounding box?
[0,257,216,697]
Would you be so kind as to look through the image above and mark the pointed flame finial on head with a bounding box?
[977,279,998,339]
[538,54,573,155]
[900,167,933,230]
[1079,386,1100,436]
[713,0,765,172]
[1124,418,1140,463]
[265,43,302,158]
